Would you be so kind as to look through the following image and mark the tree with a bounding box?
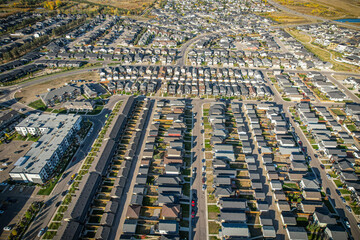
[11,229,17,236]
[55,0,62,8]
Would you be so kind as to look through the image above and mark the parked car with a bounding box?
[38,227,47,237]
[202,159,205,163]
[9,185,14,191]
[202,184,206,191]
[0,210,4,214]
[202,166,206,172]
[326,174,331,179]
[191,211,195,218]
[3,226,11,231]
[336,189,341,196]
[320,164,325,169]
[346,205,352,213]
[0,168,4,171]
[345,220,351,229]
[191,200,195,207]
[192,167,196,174]
[202,177,206,184]
[341,197,346,203]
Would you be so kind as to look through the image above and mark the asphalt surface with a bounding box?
[191,100,208,240]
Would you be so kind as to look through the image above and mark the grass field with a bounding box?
[275,0,360,19]
[15,72,99,105]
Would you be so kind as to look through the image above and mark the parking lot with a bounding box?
[0,140,32,183]
[0,185,41,240]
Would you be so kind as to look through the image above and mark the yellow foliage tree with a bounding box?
[55,0,62,8]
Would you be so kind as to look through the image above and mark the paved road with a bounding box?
[22,95,126,240]
[190,100,208,240]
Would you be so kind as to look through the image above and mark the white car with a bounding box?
[2,163,9,166]
[202,166,206,172]
[3,226,11,231]
[202,184,207,191]
[0,168,4,171]
[345,220,351,229]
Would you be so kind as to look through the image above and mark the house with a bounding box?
[122,219,137,234]
[221,223,250,239]
[299,201,324,214]
[281,212,297,226]
[161,204,180,220]
[324,225,348,240]
[220,209,246,222]
[63,101,94,112]
[286,226,308,240]
[219,198,247,210]
[165,165,181,175]
[214,186,234,198]
[158,220,179,235]
[41,85,81,106]
[126,205,141,219]
[300,177,320,191]
[262,225,276,238]
[313,207,337,227]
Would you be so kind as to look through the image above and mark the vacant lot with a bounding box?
[15,72,99,105]
[88,0,154,9]
[261,12,311,24]
[275,0,360,19]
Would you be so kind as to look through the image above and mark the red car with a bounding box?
[191,200,195,207]
[191,211,195,218]
[298,141,302,145]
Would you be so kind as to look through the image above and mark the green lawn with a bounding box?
[333,179,344,188]
[37,176,59,195]
[183,183,190,196]
[28,99,47,111]
[181,204,189,217]
[339,189,351,195]
[346,124,357,132]
[208,221,221,234]
[330,108,345,116]
[208,205,220,213]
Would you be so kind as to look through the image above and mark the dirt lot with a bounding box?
[0,140,33,183]
[15,72,100,105]
[88,0,154,9]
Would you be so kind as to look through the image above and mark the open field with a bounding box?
[274,0,360,19]
[259,11,312,24]
[286,28,360,73]
[87,0,155,10]
[15,72,99,105]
